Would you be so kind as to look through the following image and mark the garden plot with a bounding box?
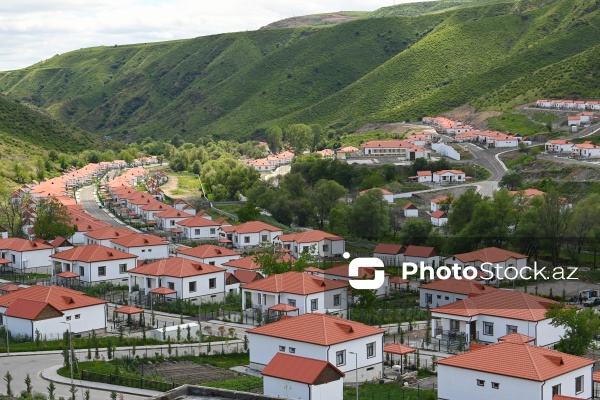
[138,360,242,385]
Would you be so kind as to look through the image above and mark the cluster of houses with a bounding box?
[545,139,600,158]
[410,169,467,184]
[246,150,295,172]
[360,140,431,160]
[536,99,600,110]
[423,116,473,135]
[399,195,451,226]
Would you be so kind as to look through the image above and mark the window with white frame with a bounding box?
[552,384,561,396]
[257,293,262,305]
[195,229,201,235]
[279,346,285,352]
[210,228,216,235]
[288,299,296,307]
[168,282,175,290]
[506,325,518,334]
[426,293,432,304]
[97,266,106,276]
[147,278,152,288]
[209,278,217,289]
[289,347,296,354]
[333,294,341,306]
[189,281,197,293]
[336,350,345,366]
[170,220,175,226]
[491,382,499,389]
[483,322,494,336]
[476,380,484,387]
[119,264,127,274]
[79,266,85,276]
[450,320,459,331]
[244,236,250,243]
[261,235,267,242]
[323,244,329,252]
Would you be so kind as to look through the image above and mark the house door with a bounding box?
[470,321,476,342]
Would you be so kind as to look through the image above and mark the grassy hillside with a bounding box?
[1,0,600,142]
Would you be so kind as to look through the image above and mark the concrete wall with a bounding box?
[432,143,460,161]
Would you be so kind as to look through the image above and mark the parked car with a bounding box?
[583,297,600,307]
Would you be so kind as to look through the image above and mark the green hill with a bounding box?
[1,0,600,142]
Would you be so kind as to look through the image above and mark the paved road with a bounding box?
[79,185,125,228]
[0,352,152,400]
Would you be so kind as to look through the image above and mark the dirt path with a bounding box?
[160,174,179,197]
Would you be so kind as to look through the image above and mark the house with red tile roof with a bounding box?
[275,230,345,258]
[433,170,466,184]
[545,140,574,154]
[173,199,197,216]
[509,188,546,198]
[571,141,600,158]
[0,285,107,338]
[154,208,193,231]
[411,170,433,183]
[335,146,360,160]
[225,270,263,295]
[127,257,226,301]
[219,221,283,249]
[430,195,451,212]
[443,247,528,281]
[358,188,394,203]
[175,216,223,241]
[431,210,448,227]
[110,233,169,261]
[51,244,138,285]
[83,227,136,247]
[177,244,241,267]
[419,277,499,308]
[361,140,430,160]
[247,313,385,383]
[314,264,390,298]
[431,290,565,346]
[262,353,344,400]
[241,271,348,318]
[403,245,442,269]
[403,202,419,218]
[0,238,54,274]
[436,337,594,400]
[373,243,406,266]
[221,253,295,275]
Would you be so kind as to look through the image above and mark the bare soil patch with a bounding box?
[139,360,242,385]
[441,105,502,128]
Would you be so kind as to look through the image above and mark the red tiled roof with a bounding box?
[176,217,221,227]
[431,196,448,204]
[128,257,225,278]
[431,291,557,321]
[84,227,136,240]
[403,202,417,210]
[248,313,385,345]
[242,271,347,295]
[420,278,498,297]
[261,353,344,384]
[149,287,177,295]
[177,244,240,259]
[223,221,282,234]
[0,284,20,293]
[222,255,263,271]
[277,230,343,244]
[154,209,193,219]
[449,247,527,263]
[233,269,261,284]
[389,276,409,285]
[268,303,299,312]
[404,245,438,258]
[5,299,62,320]
[51,244,137,262]
[0,285,106,312]
[498,333,535,344]
[110,233,167,248]
[0,238,53,251]
[373,243,405,255]
[436,341,594,382]
[383,343,416,355]
[322,264,387,279]
[593,371,600,383]
[359,188,393,196]
[56,271,80,279]
[114,305,144,315]
[417,171,432,177]
[431,210,447,218]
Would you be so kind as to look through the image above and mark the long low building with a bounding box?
[360,140,431,160]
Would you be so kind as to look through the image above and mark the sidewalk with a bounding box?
[41,364,162,397]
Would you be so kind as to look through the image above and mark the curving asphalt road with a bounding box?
[79,185,125,228]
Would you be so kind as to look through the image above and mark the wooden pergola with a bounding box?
[114,305,144,326]
[56,271,80,287]
[384,343,416,374]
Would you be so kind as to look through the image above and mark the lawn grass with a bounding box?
[0,336,162,353]
[343,383,437,400]
[486,113,550,136]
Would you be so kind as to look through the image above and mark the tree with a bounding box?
[24,374,32,396]
[47,381,56,400]
[33,197,76,240]
[0,185,24,237]
[546,305,600,356]
[328,203,351,236]
[310,124,324,152]
[389,204,403,239]
[530,146,542,159]
[566,194,600,267]
[236,201,259,222]
[499,170,524,190]
[4,371,13,398]
[447,188,482,234]
[534,191,573,268]
[355,289,377,310]
[313,179,348,228]
[400,218,433,246]
[349,190,389,239]
[285,124,312,153]
[265,126,283,154]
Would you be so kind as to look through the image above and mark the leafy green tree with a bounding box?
[328,203,351,236]
[530,146,542,159]
[313,180,348,228]
[400,218,433,246]
[236,202,260,222]
[4,371,13,398]
[566,194,600,267]
[447,188,482,234]
[355,289,377,309]
[534,191,573,268]
[265,126,283,154]
[310,124,324,152]
[285,124,312,153]
[47,381,56,400]
[33,198,76,240]
[349,189,389,239]
[0,184,24,237]
[87,151,101,163]
[546,305,600,356]
[499,170,524,190]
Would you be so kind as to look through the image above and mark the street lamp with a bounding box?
[348,351,358,400]
[5,315,9,355]
[60,321,74,386]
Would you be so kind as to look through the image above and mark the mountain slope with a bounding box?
[1,0,599,142]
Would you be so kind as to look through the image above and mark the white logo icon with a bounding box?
[348,257,385,290]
